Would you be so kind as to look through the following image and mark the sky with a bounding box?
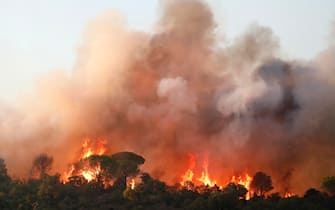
[0,0,334,102]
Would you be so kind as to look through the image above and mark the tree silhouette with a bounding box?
[223,182,248,199]
[1,151,335,209]
[322,176,335,196]
[111,152,145,190]
[250,171,273,196]
[31,153,53,179]
[0,158,8,175]
[0,158,11,192]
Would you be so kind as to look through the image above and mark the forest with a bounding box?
[0,152,334,210]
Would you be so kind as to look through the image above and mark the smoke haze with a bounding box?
[0,0,335,194]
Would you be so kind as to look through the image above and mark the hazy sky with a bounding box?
[0,0,334,101]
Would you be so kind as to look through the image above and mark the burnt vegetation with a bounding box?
[0,154,335,210]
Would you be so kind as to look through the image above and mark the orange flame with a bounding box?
[230,174,252,199]
[61,138,107,183]
[197,158,216,187]
[180,154,196,185]
[81,165,101,182]
[180,169,194,186]
[284,192,295,198]
[180,154,253,199]
[130,178,136,190]
[180,155,217,187]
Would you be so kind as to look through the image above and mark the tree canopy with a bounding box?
[250,171,274,196]
[30,153,53,179]
[0,158,11,192]
[0,154,335,210]
[322,176,335,196]
[111,152,145,190]
[87,155,118,180]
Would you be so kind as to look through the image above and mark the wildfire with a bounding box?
[61,138,108,183]
[197,158,217,187]
[81,165,101,182]
[130,178,136,190]
[61,143,293,198]
[180,155,218,187]
[284,192,295,198]
[180,154,253,199]
[81,138,107,158]
[180,169,194,186]
[230,174,253,199]
[180,154,218,187]
[180,154,196,186]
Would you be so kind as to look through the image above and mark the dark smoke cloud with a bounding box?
[0,0,334,194]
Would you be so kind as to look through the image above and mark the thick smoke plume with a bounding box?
[0,0,335,194]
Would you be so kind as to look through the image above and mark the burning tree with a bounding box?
[71,154,118,188]
[61,140,145,191]
[86,155,118,181]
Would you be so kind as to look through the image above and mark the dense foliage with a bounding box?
[0,155,334,210]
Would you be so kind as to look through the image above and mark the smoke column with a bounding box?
[0,0,335,194]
